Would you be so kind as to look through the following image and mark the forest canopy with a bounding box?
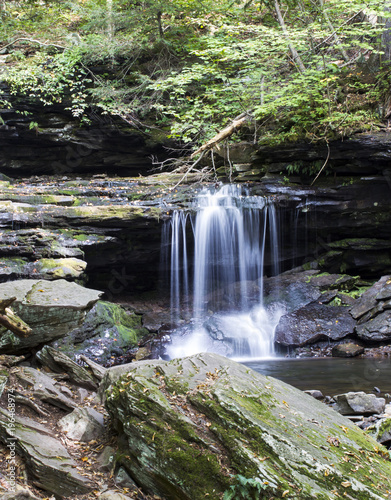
[1,0,391,150]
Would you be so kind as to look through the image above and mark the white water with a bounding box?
[162,184,283,360]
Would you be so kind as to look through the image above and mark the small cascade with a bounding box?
[161,184,283,360]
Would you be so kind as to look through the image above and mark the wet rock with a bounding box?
[318,239,391,277]
[0,407,93,498]
[36,346,98,390]
[333,392,386,415]
[0,279,103,354]
[275,302,356,347]
[57,407,104,441]
[262,270,321,309]
[332,343,365,358]
[133,346,151,361]
[304,389,324,400]
[104,352,391,500]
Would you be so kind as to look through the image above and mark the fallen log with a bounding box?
[190,113,251,158]
[0,298,32,338]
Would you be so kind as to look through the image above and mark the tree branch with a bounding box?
[190,113,250,158]
[0,297,32,338]
[311,142,330,186]
[0,38,65,52]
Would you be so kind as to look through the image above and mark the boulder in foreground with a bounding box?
[104,352,391,500]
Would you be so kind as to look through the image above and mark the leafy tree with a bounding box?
[1,0,391,155]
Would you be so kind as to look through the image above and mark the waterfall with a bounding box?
[162,184,283,360]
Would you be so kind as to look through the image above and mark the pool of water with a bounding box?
[244,357,391,398]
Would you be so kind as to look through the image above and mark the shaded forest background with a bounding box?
[1,0,391,162]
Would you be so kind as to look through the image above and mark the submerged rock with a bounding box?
[104,352,391,500]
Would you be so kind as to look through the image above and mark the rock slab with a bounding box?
[104,352,391,500]
[0,279,103,353]
[0,408,92,498]
[334,391,386,415]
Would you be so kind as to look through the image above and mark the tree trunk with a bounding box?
[107,0,114,40]
[274,0,306,73]
[157,11,164,38]
[319,0,349,62]
[381,7,391,61]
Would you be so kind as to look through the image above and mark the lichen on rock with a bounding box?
[104,352,391,499]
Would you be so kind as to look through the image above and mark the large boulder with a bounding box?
[103,353,391,500]
[274,302,356,347]
[0,279,103,353]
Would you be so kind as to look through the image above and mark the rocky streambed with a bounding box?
[0,267,391,498]
[2,164,391,498]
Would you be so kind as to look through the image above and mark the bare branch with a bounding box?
[1,38,65,52]
[311,142,330,186]
[191,114,250,158]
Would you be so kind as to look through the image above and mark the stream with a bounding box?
[159,183,391,400]
[245,356,391,397]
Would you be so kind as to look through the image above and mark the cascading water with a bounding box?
[161,184,283,360]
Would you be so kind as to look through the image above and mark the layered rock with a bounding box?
[0,407,93,497]
[351,275,391,342]
[0,83,170,177]
[103,352,391,500]
[0,279,102,353]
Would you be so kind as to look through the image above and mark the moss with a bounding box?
[107,375,231,499]
[94,301,148,345]
[72,234,90,241]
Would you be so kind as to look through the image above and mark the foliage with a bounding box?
[6,48,92,120]
[1,0,391,157]
[223,474,269,500]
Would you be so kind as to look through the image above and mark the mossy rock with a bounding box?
[52,300,148,364]
[104,353,391,500]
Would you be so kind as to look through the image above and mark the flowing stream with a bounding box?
[162,184,284,360]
